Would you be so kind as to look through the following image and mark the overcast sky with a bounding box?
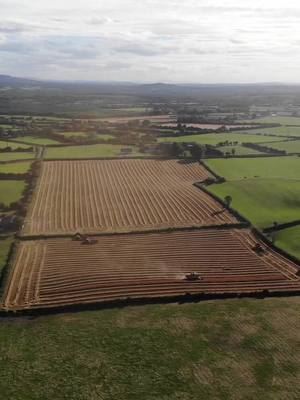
[1,0,300,83]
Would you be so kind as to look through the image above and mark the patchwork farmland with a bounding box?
[2,158,300,313]
[3,229,300,311]
[22,159,236,236]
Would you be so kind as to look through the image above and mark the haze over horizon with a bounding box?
[1,0,300,84]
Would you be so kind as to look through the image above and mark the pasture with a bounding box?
[158,132,284,146]
[264,140,300,154]
[0,152,35,162]
[56,131,89,138]
[275,225,300,260]
[205,156,300,181]
[0,298,300,399]
[219,145,264,156]
[13,136,60,145]
[45,144,129,159]
[96,133,115,140]
[0,140,30,150]
[0,161,32,174]
[243,116,300,125]
[208,179,300,228]
[0,180,26,207]
[239,126,300,137]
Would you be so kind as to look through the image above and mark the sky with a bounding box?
[1,0,300,83]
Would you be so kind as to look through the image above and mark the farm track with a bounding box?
[22,159,236,236]
[2,229,300,311]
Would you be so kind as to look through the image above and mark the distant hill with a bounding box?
[0,74,42,88]
[1,74,300,96]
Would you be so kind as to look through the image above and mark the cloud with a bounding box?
[0,20,34,33]
[1,0,300,82]
[88,17,116,25]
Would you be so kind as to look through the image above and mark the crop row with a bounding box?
[22,159,236,236]
[3,229,299,311]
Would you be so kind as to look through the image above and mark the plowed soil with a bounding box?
[3,229,299,311]
[22,159,236,236]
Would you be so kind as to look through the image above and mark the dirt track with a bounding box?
[3,229,299,311]
[22,159,236,236]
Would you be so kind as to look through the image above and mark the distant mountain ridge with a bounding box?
[2,74,300,100]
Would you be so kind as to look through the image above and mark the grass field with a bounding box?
[243,116,300,125]
[14,136,60,145]
[0,152,35,162]
[0,237,13,274]
[208,179,300,228]
[205,156,300,180]
[0,124,14,129]
[0,140,30,150]
[264,140,300,154]
[275,225,300,260]
[0,181,26,207]
[96,133,115,140]
[158,132,283,146]
[239,126,300,137]
[45,144,140,159]
[0,161,32,174]
[198,157,300,258]
[56,131,89,138]
[0,298,299,399]
[219,145,264,156]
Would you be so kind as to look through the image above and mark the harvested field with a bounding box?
[22,159,236,236]
[3,229,300,311]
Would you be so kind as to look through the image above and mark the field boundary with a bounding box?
[2,287,300,317]
[263,219,300,233]
[252,227,300,265]
[193,182,252,226]
[18,222,247,240]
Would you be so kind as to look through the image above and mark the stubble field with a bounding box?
[3,228,300,311]
[22,159,236,236]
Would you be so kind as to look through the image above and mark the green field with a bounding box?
[243,116,300,125]
[158,132,283,146]
[208,179,300,228]
[264,140,300,154]
[275,225,300,260]
[205,156,300,180]
[0,124,14,129]
[0,180,26,207]
[0,237,13,274]
[96,133,115,141]
[219,145,264,156]
[14,136,60,145]
[0,161,32,174]
[0,298,299,399]
[56,131,89,138]
[45,144,139,159]
[0,152,35,162]
[240,126,300,137]
[0,140,30,150]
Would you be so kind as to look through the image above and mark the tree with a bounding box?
[190,144,203,159]
[170,142,183,157]
[224,195,232,207]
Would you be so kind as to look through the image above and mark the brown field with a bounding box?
[22,159,236,236]
[3,229,300,311]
